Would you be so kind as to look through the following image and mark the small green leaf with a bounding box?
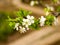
[44,8,50,13]
[45,15,55,25]
[16,9,32,17]
[29,18,40,30]
[8,22,15,30]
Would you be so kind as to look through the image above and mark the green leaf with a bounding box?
[0,20,14,41]
[9,22,15,27]
[0,11,15,41]
[16,9,32,17]
[44,8,50,13]
[16,17,23,25]
[45,15,55,25]
[29,18,40,30]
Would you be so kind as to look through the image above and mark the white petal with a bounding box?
[15,23,19,28]
[30,1,35,6]
[25,25,29,28]
[40,16,46,22]
[14,23,19,29]
[23,19,26,22]
[45,4,54,11]
[16,27,19,31]
[27,15,30,19]
[19,27,26,33]
[50,7,54,11]
[31,20,34,23]
[28,22,31,25]
[39,16,46,26]
[23,27,25,30]
[22,22,26,25]
[31,16,34,19]
[26,19,29,22]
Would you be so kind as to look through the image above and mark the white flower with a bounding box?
[50,7,54,11]
[22,19,31,27]
[19,26,26,33]
[27,15,34,24]
[30,1,35,6]
[39,16,46,26]
[14,23,19,31]
[22,15,34,28]
[47,6,54,11]
[45,4,54,11]
[54,17,58,25]
[27,15,34,20]
[30,1,38,6]
[45,5,54,15]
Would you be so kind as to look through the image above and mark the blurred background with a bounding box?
[0,0,60,45]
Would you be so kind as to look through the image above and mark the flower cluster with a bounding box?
[22,15,34,28]
[14,15,56,33]
[14,15,35,33]
[14,23,26,33]
[8,9,57,33]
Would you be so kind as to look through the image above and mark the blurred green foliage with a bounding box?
[0,11,14,41]
[16,9,32,17]
[15,9,40,30]
[45,15,55,25]
[29,18,40,30]
[56,6,60,12]
[0,9,56,41]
